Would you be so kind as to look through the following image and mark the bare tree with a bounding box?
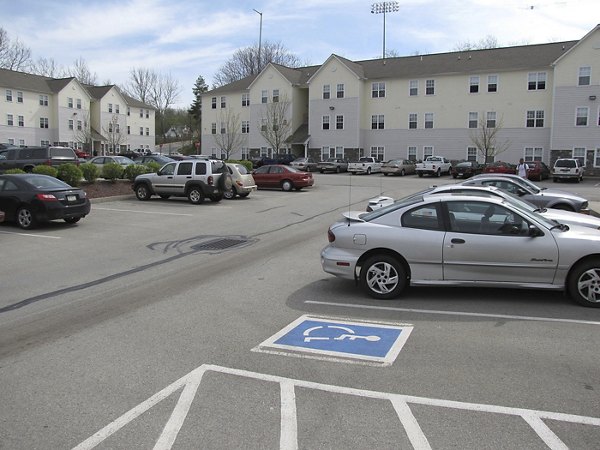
[102,114,126,154]
[150,72,181,139]
[67,57,98,85]
[73,111,94,153]
[470,115,511,163]
[213,40,304,86]
[122,67,157,104]
[0,28,32,71]
[30,57,65,77]
[213,109,245,160]
[258,94,293,155]
[453,35,499,52]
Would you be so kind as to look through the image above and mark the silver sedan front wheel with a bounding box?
[359,255,407,300]
[569,259,600,307]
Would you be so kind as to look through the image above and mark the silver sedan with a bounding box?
[322,194,600,307]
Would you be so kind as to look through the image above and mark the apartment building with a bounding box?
[202,24,599,172]
[0,68,155,155]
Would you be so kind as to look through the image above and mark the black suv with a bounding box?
[0,146,79,173]
[133,159,232,204]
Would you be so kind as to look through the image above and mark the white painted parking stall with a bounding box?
[73,364,600,450]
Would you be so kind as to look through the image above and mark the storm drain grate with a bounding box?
[191,238,249,252]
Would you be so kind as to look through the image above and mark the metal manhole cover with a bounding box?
[191,238,249,251]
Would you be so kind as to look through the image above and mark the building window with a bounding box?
[115,124,120,133]
[371,115,384,130]
[336,84,344,99]
[220,96,226,108]
[323,84,330,99]
[272,89,279,103]
[145,109,149,118]
[467,147,478,161]
[139,109,143,118]
[220,122,226,134]
[524,147,543,161]
[573,147,586,166]
[241,147,249,160]
[578,66,591,86]
[69,119,74,130]
[469,76,479,93]
[335,146,344,158]
[372,82,385,98]
[409,113,417,129]
[408,146,417,161]
[108,103,113,113]
[261,119,267,132]
[595,149,600,168]
[409,80,418,96]
[77,98,82,109]
[18,115,24,127]
[261,90,268,104]
[370,146,385,161]
[486,111,496,128]
[146,127,149,136]
[39,95,48,106]
[426,79,435,95]
[336,115,344,130]
[487,75,498,93]
[423,146,433,159]
[7,114,13,126]
[68,97,73,108]
[242,93,250,107]
[108,123,113,133]
[322,115,330,130]
[40,118,49,129]
[424,113,434,129]
[5,89,12,102]
[115,104,120,114]
[526,110,544,127]
[211,123,217,134]
[468,112,478,128]
[211,97,217,109]
[127,125,130,135]
[576,107,589,126]
[241,121,249,134]
[321,146,331,160]
[528,72,546,90]
[139,127,144,135]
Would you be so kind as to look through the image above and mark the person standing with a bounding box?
[516,158,529,178]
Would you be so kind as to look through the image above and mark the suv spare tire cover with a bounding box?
[218,172,233,191]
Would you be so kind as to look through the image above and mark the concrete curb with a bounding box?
[90,195,135,204]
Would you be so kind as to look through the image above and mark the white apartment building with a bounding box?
[202,24,600,173]
[0,68,155,154]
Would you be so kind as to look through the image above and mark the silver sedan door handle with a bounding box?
[451,238,465,244]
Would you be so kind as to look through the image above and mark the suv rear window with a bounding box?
[555,159,576,168]
[49,148,76,158]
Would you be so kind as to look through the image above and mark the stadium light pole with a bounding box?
[253,9,263,74]
[371,1,399,60]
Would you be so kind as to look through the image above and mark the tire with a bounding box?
[400,169,405,176]
[217,173,233,192]
[17,206,37,230]
[135,184,151,201]
[366,167,372,175]
[553,177,558,183]
[447,167,452,176]
[238,192,250,198]
[281,180,293,191]
[210,194,223,203]
[320,169,325,174]
[335,167,340,173]
[568,258,600,307]
[452,174,458,179]
[418,173,423,178]
[359,254,407,300]
[64,217,81,224]
[223,187,236,200]
[383,173,388,176]
[159,194,171,199]
[436,169,441,177]
[187,187,204,204]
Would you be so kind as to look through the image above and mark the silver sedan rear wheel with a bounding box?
[360,255,407,300]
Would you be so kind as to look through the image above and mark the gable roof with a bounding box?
[0,68,78,94]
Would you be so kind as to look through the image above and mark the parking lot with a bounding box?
[1,173,600,449]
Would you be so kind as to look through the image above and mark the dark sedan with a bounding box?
[252,165,314,191]
[451,161,485,179]
[0,174,91,229]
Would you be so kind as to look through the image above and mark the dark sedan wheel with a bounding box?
[135,184,151,201]
[187,187,205,204]
[568,259,600,307]
[64,217,81,224]
[359,254,407,300]
[17,207,37,229]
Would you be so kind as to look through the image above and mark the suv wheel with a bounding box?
[187,187,205,204]
[135,184,151,201]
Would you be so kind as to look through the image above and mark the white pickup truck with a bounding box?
[347,157,382,175]
[415,156,452,177]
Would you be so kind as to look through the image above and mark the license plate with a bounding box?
[67,195,77,202]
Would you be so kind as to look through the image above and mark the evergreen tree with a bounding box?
[189,76,208,142]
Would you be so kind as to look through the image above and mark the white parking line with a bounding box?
[92,207,193,216]
[304,301,600,326]
[0,230,61,239]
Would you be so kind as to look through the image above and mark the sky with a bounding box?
[2,0,599,109]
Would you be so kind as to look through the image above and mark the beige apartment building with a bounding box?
[202,24,599,172]
[0,68,155,154]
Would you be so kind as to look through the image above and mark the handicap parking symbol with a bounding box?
[256,315,413,365]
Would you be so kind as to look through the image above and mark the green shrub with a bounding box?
[124,164,152,181]
[32,165,59,177]
[102,162,125,181]
[226,159,253,172]
[4,168,26,174]
[80,162,99,182]
[57,163,83,186]
[146,161,161,173]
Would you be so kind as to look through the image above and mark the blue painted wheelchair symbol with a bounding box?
[258,316,413,364]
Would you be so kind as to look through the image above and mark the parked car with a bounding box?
[366,184,600,230]
[553,158,584,183]
[463,173,590,213]
[134,155,175,166]
[0,174,91,229]
[415,156,452,177]
[0,143,18,150]
[451,161,485,179]
[74,149,91,159]
[290,157,319,172]
[527,161,551,181]
[317,158,348,173]
[224,163,257,199]
[381,159,416,176]
[483,161,516,175]
[88,155,136,169]
[0,146,79,173]
[133,159,232,204]
[0,209,4,222]
[252,165,314,191]
[321,193,600,307]
[118,150,144,159]
[252,154,296,168]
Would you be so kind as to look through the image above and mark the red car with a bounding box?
[527,161,551,181]
[252,164,314,191]
[483,161,516,174]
